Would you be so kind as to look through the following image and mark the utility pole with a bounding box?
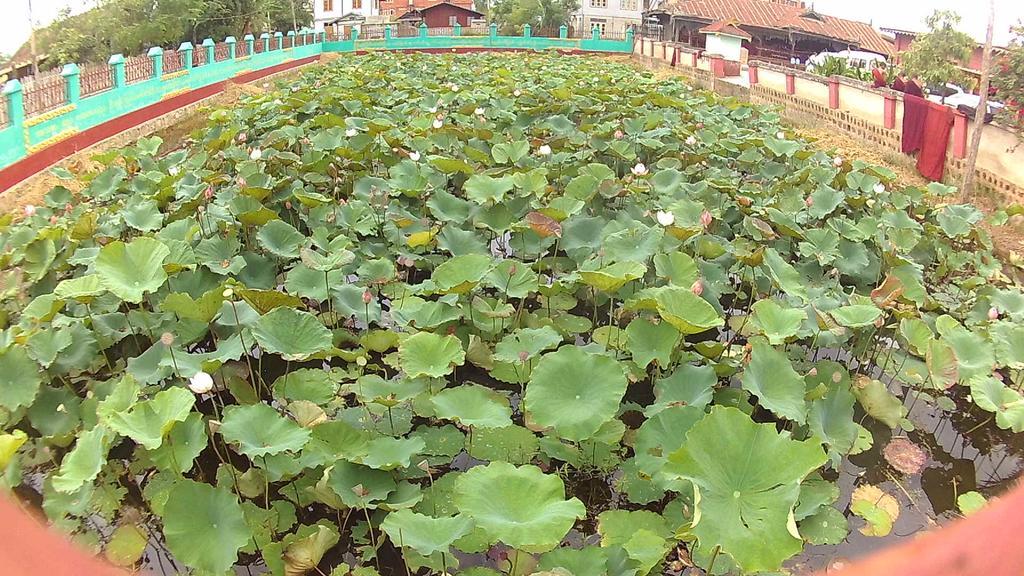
[27,0,39,76]
[290,0,299,32]
[961,0,995,199]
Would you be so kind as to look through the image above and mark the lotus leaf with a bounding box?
[380,509,474,556]
[162,480,250,574]
[399,332,465,378]
[251,307,332,361]
[431,384,512,429]
[94,237,170,303]
[454,461,585,552]
[220,403,311,458]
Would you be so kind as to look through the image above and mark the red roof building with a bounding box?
[380,0,475,21]
[396,3,484,27]
[646,0,893,64]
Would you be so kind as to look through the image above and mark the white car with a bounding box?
[926,83,1004,114]
[804,50,887,71]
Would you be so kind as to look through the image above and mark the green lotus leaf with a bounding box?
[579,260,646,293]
[493,326,563,364]
[251,307,332,361]
[525,346,627,441]
[257,219,306,259]
[220,403,312,458]
[0,345,43,411]
[625,316,680,369]
[399,332,465,378]
[431,254,494,293]
[665,406,827,573]
[762,248,808,303]
[740,338,808,424]
[356,436,425,470]
[162,479,250,575]
[538,546,609,576]
[105,524,149,567]
[799,506,848,545]
[852,377,907,428]
[281,523,339,576]
[634,405,705,489]
[806,361,858,463]
[969,375,1024,432]
[53,274,105,302]
[466,425,539,465]
[647,363,717,415]
[144,412,207,474]
[830,304,883,328]
[628,287,724,335]
[431,384,512,429]
[381,509,475,556]
[51,425,112,493]
[957,491,987,516]
[95,237,170,303]
[750,299,806,345]
[105,387,194,450]
[454,461,585,552]
[464,174,515,204]
[324,461,397,509]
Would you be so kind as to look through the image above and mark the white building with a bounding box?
[313,0,383,32]
[573,0,642,37]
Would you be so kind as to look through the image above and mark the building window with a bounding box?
[449,15,459,26]
[590,0,607,8]
[353,0,362,8]
[621,0,637,10]
[323,0,334,11]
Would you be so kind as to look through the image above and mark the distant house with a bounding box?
[645,0,892,64]
[573,0,644,38]
[396,3,484,27]
[314,0,383,32]
[380,0,476,22]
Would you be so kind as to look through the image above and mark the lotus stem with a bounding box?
[362,504,379,570]
[706,544,721,574]
[230,299,261,399]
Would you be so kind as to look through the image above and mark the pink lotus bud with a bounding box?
[285,201,293,210]
[204,186,214,200]
[49,215,59,225]
[805,196,814,207]
[988,307,1000,320]
[64,203,73,214]
[518,351,529,362]
[508,265,517,276]
[695,122,705,130]
[691,279,704,296]
[237,176,247,188]
[700,210,713,229]
[362,290,373,305]
[23,204,36,217]
[237,133,247,143]
[614,130,624,140]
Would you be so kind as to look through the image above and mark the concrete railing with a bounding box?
[633,38,1024,204]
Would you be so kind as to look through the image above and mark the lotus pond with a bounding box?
[1,51,1024,576]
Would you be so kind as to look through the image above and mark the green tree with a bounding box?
[489,0,578,34]
[993,24,1024,138]
[900,10,974,98]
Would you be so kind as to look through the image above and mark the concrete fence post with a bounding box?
[202,38,215,64]
[883,93,896,129]
[785,72,795,94]
[828,77,840,109]
[592,26,600,41]
[489,22,497,39]
[260,33,271,52]
[147,46,163,79]
[352,28,359,42]
[690,51,697,67]
[952,112,969,159]
[287,30,296,48]
[2,80,24,131]
[244,34,256,55]
[419,23,428,39]
[454,23,462,36]
[523,24,531,38]
[109,54,126,87]
[709,54,725,78]
[384,26,392,41]
[226,36,237,59]
[179,42,194,71]
[748,62,758,85]
[626,28,634,45]
[274,32,284,50]
[559,25,567,39]
[61,63,80,105]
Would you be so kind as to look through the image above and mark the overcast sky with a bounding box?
[2,0,1023,57]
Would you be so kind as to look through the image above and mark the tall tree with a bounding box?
[993,25,1024,138]
[900,10,974,98]
[960,0,995,199]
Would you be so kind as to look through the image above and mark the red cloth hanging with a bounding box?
[902,94,929,154]
[916,103,954,181]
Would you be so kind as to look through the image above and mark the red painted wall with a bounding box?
[421,4,479,27]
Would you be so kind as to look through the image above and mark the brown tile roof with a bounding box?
[699,20,752,40]
[659,0,893,55]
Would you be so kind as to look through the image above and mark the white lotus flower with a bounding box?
[873,182,886,194]
[409,150,421,162]
[833,156,843,167]
[429,106,438,113]
[273,99,282,105]
[513,89,522,97]
[450,83,460,92]
[538,144,552,155]
[23,204,36,217]
[988,307,1000,320]
[656,210,675,226]
[250,148,263,161]
[685,135,697,146]
[168,166,180,176]
[631,162,648,176]
[346,128,357,137]
[432,118,444,129]
[188,371,214,394]
[474,107,485,116]
[776,131,785,139]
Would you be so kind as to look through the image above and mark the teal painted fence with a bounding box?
[0,26,633,174]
